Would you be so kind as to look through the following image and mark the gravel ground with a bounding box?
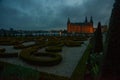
[0,40,89,77]
[22,41,35,46]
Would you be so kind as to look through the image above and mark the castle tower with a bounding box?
[90,16,93,25]
[67,17,70,25]
[67,17,71,33]
[67,16,94,33]
[85,16,88,23]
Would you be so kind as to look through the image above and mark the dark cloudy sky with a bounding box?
[0,0,114,30]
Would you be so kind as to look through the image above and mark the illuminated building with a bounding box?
[67,16,94,33]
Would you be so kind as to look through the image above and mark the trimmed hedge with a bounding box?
[0,48,5,53]
[20,46,62,66]
[46,41,61,46]
[65,41,83,47]
[45,46,62,52]
[0,52,18,58]
[0,41,13,45]
[57,42,64,47]
[14,44,25,49]
[14,44,36,49]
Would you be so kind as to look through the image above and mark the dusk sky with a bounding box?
[0,0,114,30]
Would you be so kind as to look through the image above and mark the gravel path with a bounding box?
[0,40,89,77]
[22,41,35,46]
[0,45,21,53]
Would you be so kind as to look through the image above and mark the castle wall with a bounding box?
[67,23,94,33]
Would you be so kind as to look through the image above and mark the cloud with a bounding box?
[0,0,114,30]
[59,0,114,26]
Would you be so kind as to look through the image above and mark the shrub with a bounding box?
[93,22,103,53]
[45,46,62,52]
[46,41,60,46]
[0,52,18,58]
[20,46,62,66]
[0,48,5,53]
[14,44,25,49]
[65,41,82,47]
[0,41,13,45]
[14,44,36,49]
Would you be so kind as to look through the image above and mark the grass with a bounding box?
[0,61,39,80]
[70,44,92,80]
[0,61,69,80]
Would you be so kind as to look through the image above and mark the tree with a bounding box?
[100,0,120,79]
[93,22,103,53]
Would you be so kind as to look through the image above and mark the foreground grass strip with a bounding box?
[70,44,91,80]
[0,61,39,80]
[0,61,69,80]
[38,72,69,80]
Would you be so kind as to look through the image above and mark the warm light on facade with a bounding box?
[67,17,94,34]
[67,23,94,33]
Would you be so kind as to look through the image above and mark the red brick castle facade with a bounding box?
[67,16,94,33]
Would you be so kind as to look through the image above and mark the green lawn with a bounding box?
[0,61,68,80]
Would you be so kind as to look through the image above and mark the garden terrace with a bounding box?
[0,36,90,79]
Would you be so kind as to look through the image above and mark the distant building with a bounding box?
[101,25,108,32]
[93,25,108,33]
[67,16,94,33]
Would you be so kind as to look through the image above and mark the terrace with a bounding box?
[0,36,90,79]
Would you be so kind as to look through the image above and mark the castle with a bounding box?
[67,16,94,33]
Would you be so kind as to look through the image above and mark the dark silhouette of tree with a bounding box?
[93,22,103,53]
[100,0,120,79]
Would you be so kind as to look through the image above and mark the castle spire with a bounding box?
[90,16,93,24]
[85,16,88,23]
[67,17,70,24]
